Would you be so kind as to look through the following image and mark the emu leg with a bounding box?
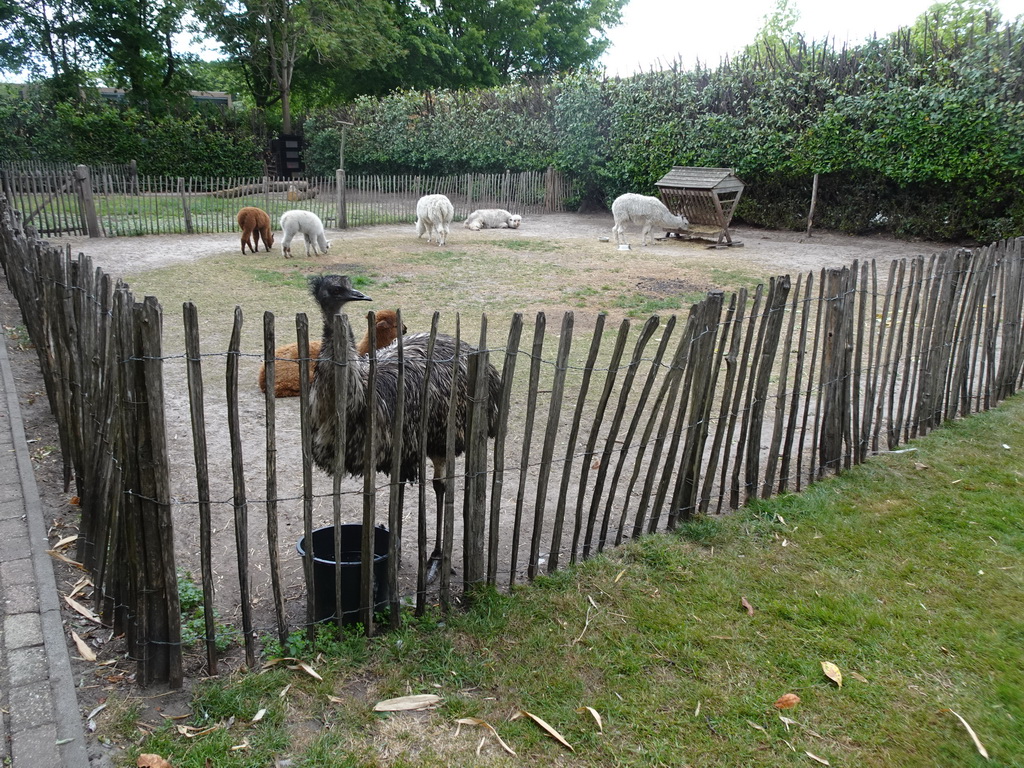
[426,476,445,584]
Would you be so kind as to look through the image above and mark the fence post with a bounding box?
[178,177,194,234]
[336,168,347,228]
[74,165,102,238]
[129,159,139,196]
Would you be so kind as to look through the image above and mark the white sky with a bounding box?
[600,0,1024,76]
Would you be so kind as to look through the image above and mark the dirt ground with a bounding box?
[2,211,961,764]
[55,211,952,280]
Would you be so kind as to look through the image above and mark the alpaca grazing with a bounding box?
[414,194,454,246]
[280,209,330,257]
[611,193,689,246]
[237,206,274,254]
[258,310,406,398]
[307,275,502,582]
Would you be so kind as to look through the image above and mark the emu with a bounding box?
[308,275,502,582]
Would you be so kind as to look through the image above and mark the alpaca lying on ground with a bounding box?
[258,309,406,397]
[280,209,330,258]
[464,208,522,230]
[415,194,454,246]
[237,206,274,254]
[611,193,689,246]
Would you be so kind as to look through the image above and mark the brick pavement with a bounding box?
[1,322,90,767]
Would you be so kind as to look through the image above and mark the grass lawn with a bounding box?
[118,391,1024,767]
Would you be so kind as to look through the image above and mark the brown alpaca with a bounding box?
[258,310,406,397]
[237,206,274,254]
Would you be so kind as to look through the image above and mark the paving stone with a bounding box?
[0,480,21,504]
[0,497,25,520]
[10,722,60,767]
[0,557,34,587]
[6,645,47,687]
[9,683,55,735]
[0,517,29,541]
[3,584,40,616]
[4,612,43,649]
[0,533,30,563]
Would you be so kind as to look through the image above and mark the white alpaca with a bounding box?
[280,210,330,258]
[464,208,522,230]
[415,194,454,246]
[611,193,689,247]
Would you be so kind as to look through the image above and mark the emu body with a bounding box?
[307,275,501,581]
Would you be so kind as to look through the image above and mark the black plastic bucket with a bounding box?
[295,524,391,625]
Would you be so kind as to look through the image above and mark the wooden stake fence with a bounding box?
[3,192,1024,687]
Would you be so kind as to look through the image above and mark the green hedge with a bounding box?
[0,97,265,177]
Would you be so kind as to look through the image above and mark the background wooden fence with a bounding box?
[0,162,580,238]
[2,191,1023,687]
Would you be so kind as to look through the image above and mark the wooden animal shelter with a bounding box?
[656,166,745,248]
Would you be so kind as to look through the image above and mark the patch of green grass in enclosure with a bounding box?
[247,268,313,290]
[611,292,686,317]
[496,239,560,252]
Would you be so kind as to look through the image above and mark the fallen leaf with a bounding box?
[512,710,574,751]
[942,708,989,759]
[63,595,102,624]
[576,706,603,732]
[278,683,292,699]
[54,534,78,550]
[774,693,801,710]
[914,462,929,470]
[614,569,626,583]
[251,708,266,724]
[287,662,323,681]
[805,751,831,765]
[741,597,755,616]
[747,720,767,733]
[71,630,97,662]
[87,703,107,721]
[821,661,843,688]
[47,550,88,571]
[779,715,799,731]
[137,755,173,768]
[373,694,442,712]
[848,671,869,683]
[455,717,516,756]
[230,739,250,751]
[327,695,343,704]
[591,458,601,470]
[70,496,81,506]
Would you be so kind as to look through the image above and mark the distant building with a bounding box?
[96,87,234,108]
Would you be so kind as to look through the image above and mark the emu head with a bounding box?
[309,274,372,318]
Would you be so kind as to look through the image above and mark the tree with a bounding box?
[291,0,627,102]
[905,0,1004,51]
[0,0,97,97]
[196,0,400,133]
[742,0,801,61]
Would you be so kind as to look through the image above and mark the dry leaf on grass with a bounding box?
[373,694,442,712]
[511,710,574,751]
[774,693,801,710]
[805,751,831,765]
[251,708,266,724]
[779,715,799,731]
[942,708,990,759]
[747,720,767,733]
[455,717,516,756]
[576,706,603,732]
[821,661,843,688]
[848,671,869,683]
[48,550,87,571]
[71,630,96,662]
[137,753,173,767]
[741,597,755,616]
